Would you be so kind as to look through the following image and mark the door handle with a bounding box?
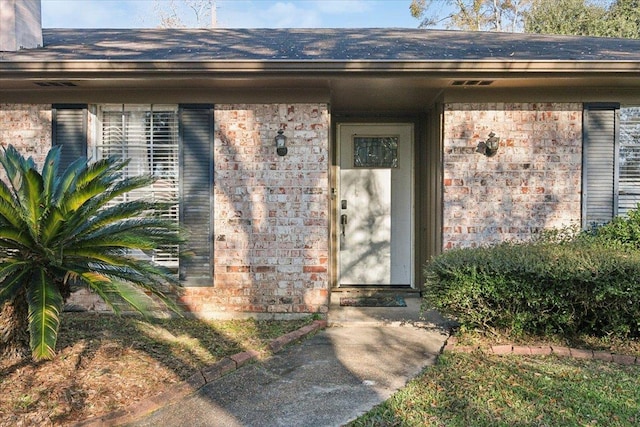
[341,214,348,236]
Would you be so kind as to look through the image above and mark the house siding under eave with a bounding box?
[2,25,640,318]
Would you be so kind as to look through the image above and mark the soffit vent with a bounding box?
[34,81,77,87]
[451,80,494,86]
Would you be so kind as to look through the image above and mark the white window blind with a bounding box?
[97,105,180,268]
[619,106,640,216]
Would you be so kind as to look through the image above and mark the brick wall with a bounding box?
[1,103,330,318]
[179,104,331,318]
[443,103,582,249]
[0,102,585,315]
[0,104,51,163]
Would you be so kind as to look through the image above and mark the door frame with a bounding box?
[333,121,416,289]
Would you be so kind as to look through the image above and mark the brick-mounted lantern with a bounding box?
[275,129,287,156]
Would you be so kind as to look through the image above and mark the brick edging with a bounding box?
[73,320,328,427]
[443,336,640,365]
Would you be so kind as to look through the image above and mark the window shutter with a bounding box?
[52,104,87,172]
[582,104,619,228]
[179,105,214,286]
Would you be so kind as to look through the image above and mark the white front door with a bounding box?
[337,123,414,287]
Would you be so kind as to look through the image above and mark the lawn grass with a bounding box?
[348,351,640,426]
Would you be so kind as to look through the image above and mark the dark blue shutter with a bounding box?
[179,105,214,286]
[52,104,87,172]
[582,104,619,228]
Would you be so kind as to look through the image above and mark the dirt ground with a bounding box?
[0,312,313,426]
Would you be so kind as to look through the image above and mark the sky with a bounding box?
[41,0,431,29]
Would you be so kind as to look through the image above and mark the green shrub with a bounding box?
[423,239,640,339]
[591,204,640,250]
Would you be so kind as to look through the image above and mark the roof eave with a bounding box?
[1,60,640,75]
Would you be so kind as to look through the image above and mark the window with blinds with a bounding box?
[96,105,180,268]
[619,106,640,216]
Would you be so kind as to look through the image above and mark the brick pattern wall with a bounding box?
[179,104,330,317]
[1,103,330,318]
[443,103,582,249]
[1,102,586,315]
[0,104,51,164]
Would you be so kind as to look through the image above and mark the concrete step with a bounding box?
[328,293,453,330]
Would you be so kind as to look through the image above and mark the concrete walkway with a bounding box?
[126,297,450,427]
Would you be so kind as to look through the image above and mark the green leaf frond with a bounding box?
[71,199,171,236]
[41,146,61,207]
[86,259,180,290]
[67,237,162,253]
[0,148,45,238]
[0,226,37,250]
[39,206,66,246]
[17,167,45,233]
[74,156,127,190]
[58,175,155,238]
[70,217,182,248]
[71,157,114,190]
[0,146,19,185]
[69,271,135,315]
[0,181,23,228]
[53,156,124,210]
[102,174,155,201]
[86,276,154,317]
[66,253,180,289]
[70,270,125,315]
[60,177,110,214]
[73,266,181,316]
[0,145,34,194]
[26,267,63,361]
[0,263,31,305]
[65,174,156,222]
[52,156,87,203]
[64,250,142,269]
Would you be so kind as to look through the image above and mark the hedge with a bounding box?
[423,239,640,338]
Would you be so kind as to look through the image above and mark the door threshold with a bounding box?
[334,285,414,291]
[332,286,420,298]
[334,285,413,289]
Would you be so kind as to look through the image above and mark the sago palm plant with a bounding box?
[0,145,182,361]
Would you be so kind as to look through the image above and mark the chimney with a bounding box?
[0,0,43,51]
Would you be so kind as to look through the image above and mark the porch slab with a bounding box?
[328,294,454,329]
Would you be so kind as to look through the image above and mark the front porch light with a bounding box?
[477,132,500,157]
[275,129,288,156]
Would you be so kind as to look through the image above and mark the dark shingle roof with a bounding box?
[2,28,640,62]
